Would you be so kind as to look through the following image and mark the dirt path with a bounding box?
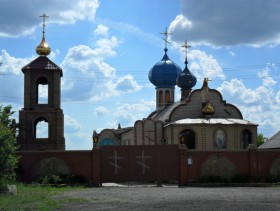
[55,185,280,211]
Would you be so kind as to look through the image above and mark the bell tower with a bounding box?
[19,14,65,151]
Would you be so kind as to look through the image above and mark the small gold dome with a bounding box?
[202,101,215,116]
[36,36,51,56]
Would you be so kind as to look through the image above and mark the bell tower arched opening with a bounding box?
[36,76,48,104]
[35,118,49,139]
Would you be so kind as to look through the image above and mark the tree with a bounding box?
[0,104,18,139]
[257,133,266,147]
[0,104,19,186]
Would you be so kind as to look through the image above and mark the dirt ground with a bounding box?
[55,184,280,211]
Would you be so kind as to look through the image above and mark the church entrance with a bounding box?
[99,145,179,184]
[179,130,196,149]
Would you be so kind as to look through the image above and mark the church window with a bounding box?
[179,129,195,149]
[36,77,48,104]
[242,130,252,149]
[35,118,49,138]
[159,90,163,106]
[214,129,226,149]
[165,90,170,105]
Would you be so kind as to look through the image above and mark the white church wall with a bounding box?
[164,124,257,150]
[135,121,143,145]
[121,129,134,145]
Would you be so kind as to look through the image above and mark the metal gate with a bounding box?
[100,145,179,183]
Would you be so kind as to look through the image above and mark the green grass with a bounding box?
[0,183,87,211]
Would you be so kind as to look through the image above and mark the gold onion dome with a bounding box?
[36,36,51,56]
[36,13,51,56]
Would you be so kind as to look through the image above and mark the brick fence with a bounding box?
[19,146,280,185]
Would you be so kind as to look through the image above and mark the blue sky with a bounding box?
[0,0,279,149]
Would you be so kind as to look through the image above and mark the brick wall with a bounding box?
[19,147,280,185]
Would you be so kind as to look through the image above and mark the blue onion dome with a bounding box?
[148,48,182,88]
[176,61,197,89]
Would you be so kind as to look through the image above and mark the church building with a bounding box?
[18,16,280,185]
[95,35,258,150]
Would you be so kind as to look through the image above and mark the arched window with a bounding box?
[179,129,195,149]
[35,118,49,138]
[165,90,170,105]
[159,90,163,106]
[214,129,226,149]
[36,77,48,104]
[242,130,252,149]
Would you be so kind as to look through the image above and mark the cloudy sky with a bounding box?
[0,0,279,149]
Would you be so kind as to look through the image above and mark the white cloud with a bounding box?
[101,20,161,48]
[229,51,235,57]
[0,0,99,37]
[105,74,141,97]
[218,67,280,137]
[112,100,156,127]
[0,50,33,104]
[95,106,110,116]
[65,131,92,150]
[169,0,280,47]
[169,14,192,32]
[188,49,225,81]
[64,115,82,133]
[94,24,109,37]
[276,90,280,103]
[61,26,141,102]
[257,67,277,87]
[61,44,116,75]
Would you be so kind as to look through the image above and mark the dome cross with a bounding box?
[40,13,49,37]
[161,27,172,51]
[182,40,191,64]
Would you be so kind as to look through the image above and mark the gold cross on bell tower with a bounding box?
[182,40,191,64]
[39,13,49,35]
[161,27,172,51]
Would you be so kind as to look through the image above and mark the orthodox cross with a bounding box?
[182,40,191,63]
[161,27,172,50]
[201,77,212,102]
[39,13,49,35]
[136,150,151,175]
[205,77,212,84]
[108,150,123,175]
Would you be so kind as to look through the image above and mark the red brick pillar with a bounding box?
[179,148,188,186]
[92,149,101,186]
[248,144,257,180]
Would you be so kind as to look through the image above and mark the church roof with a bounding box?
[113,127,133,135]
[22,56,63,76]
[149,100,182,121]
[149,81,243,122]
[148,49,182,88]
[259,130,280,149]
[165,118,257,127]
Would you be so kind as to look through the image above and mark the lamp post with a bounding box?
[92,130,99,149]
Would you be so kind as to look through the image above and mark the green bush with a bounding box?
[33,175,89,185]
[0,124,19,186]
